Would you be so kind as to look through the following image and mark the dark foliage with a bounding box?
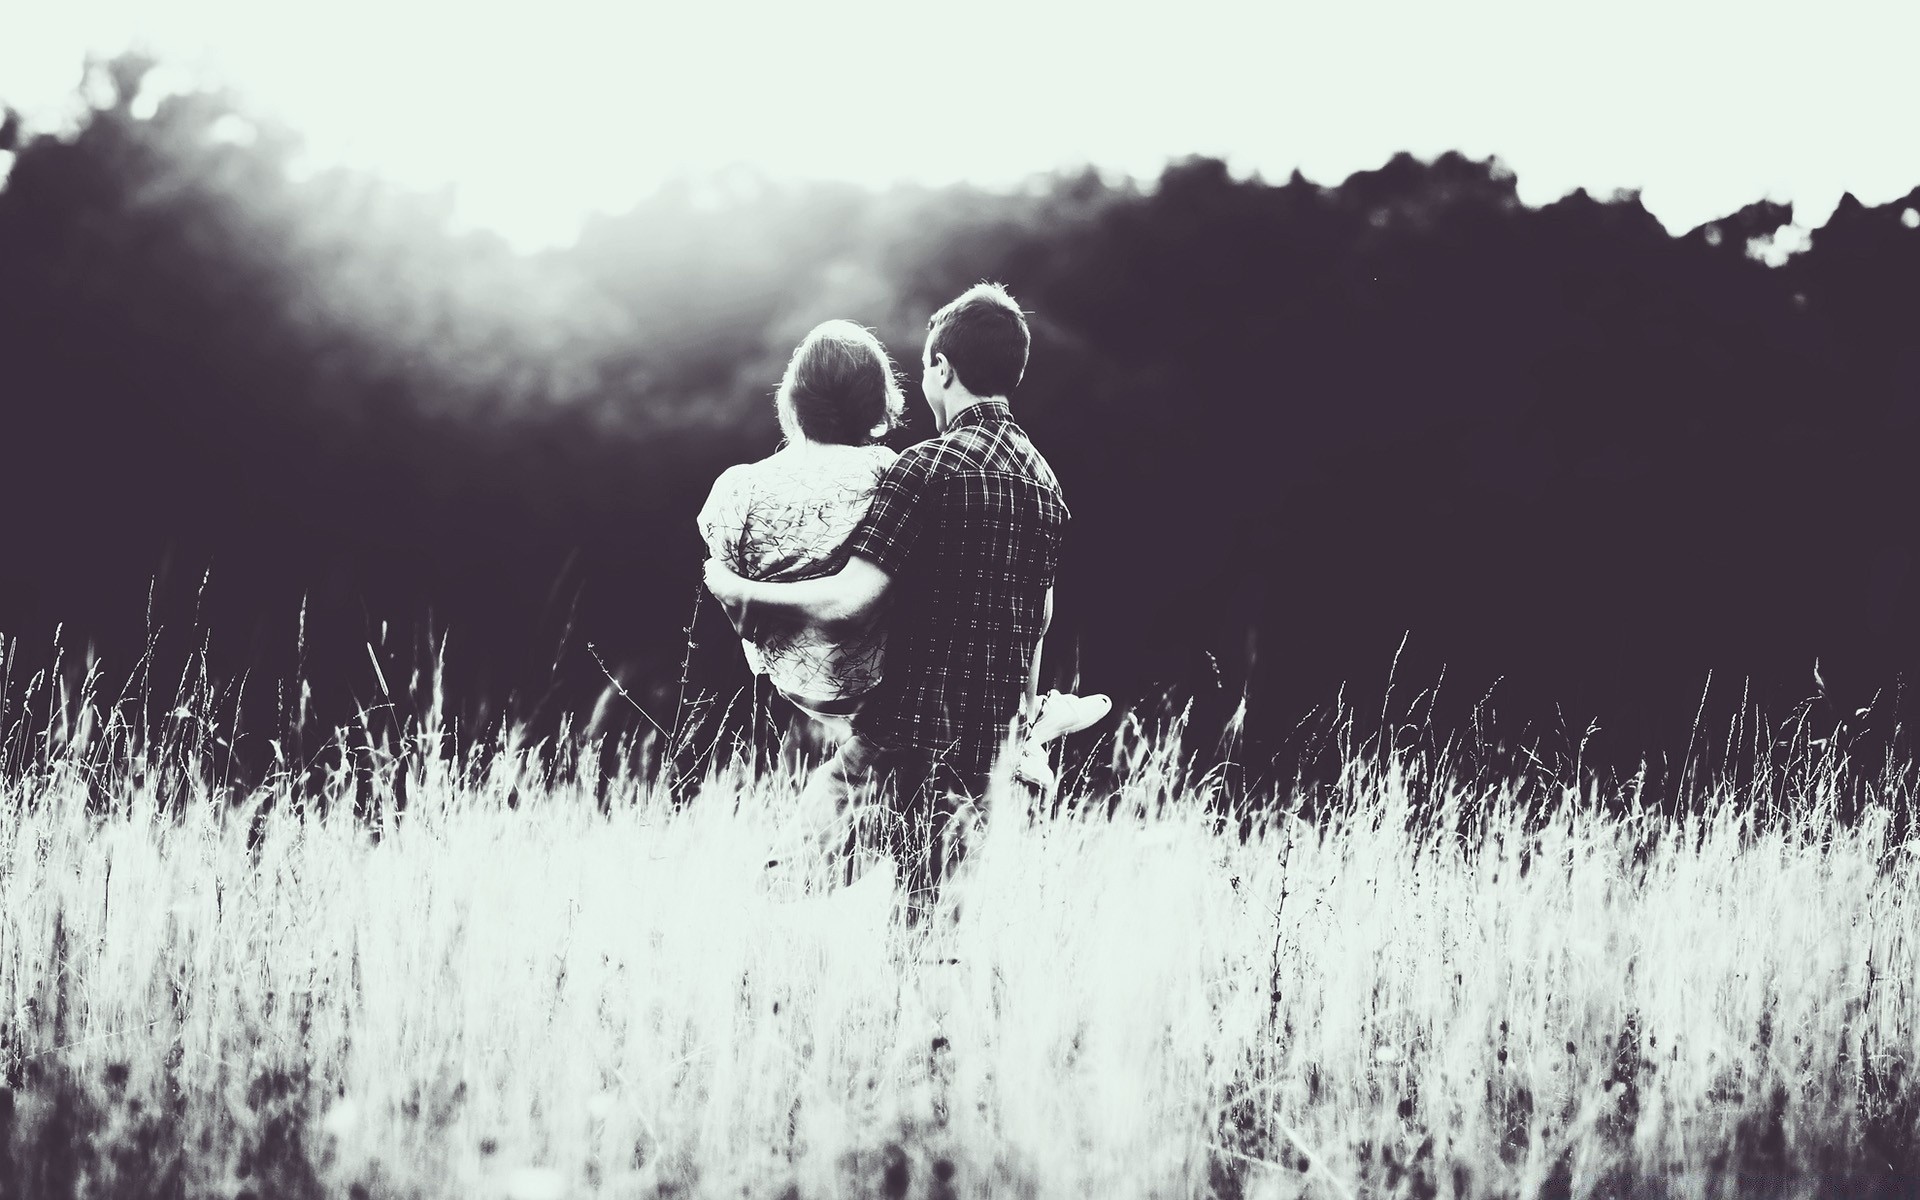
[2,57,1918,788]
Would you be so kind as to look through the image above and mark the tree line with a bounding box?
[3,55,1918,789]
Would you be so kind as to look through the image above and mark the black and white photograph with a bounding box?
[1,2,1918,1196]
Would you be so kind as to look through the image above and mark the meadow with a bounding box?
[0,649,1916,1199]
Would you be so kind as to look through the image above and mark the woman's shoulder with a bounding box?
[721,444,895,502]
[777,442,896,478]
[701,461,759,511]
[713,450,799,494]
[862,443,899,468]
[710,459,755,487]
[701,452,800,517]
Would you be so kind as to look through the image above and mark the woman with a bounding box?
[697,320,1106,779]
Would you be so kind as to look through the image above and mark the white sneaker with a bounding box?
[1028,691,1112,745]
[1012,740,1058,793]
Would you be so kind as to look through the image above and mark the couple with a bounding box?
[700,283,1108,902]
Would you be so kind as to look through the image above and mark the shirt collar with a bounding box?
[948,399,1012,431]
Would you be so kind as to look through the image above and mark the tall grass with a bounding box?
[0,638,1915,1198]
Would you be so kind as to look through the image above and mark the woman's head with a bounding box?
[775,320,906,446]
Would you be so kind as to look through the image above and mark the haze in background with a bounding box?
[5,17,1920,794]
[6,0,1915,250]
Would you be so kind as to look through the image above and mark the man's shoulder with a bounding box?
[880,423,1066,508]
[955,423,1065,496]
[886,434,977,482]
[1003,424,1062,486]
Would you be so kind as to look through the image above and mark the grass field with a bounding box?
[0,658,1917,1199]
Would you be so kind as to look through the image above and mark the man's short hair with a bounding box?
[926,282,1030,398]
[776,320,906,446]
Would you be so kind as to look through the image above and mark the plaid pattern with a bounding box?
[846,400,1068,785]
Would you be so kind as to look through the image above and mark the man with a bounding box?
[704,282,1075,900]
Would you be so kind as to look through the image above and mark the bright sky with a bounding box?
[5,0,1916,251]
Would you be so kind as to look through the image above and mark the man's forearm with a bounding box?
[735,573,858,627]
[1025,587,1055,717]
[707,556,889,636]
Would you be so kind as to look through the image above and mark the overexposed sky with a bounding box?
[5,0,1915,250]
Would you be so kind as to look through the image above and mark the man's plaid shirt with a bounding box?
[846,400,1068,785]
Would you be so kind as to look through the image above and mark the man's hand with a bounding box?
[704,558,743,607]
[703,558,755,637]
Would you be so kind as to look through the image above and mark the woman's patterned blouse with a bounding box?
[697,443,895,703]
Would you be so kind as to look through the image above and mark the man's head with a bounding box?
[921,282,1029,430]
[776,320,906,446]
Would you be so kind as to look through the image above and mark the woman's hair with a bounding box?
[775,320,906,446]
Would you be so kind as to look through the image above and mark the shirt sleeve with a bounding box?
[696,466,747,565]
[1042,498,1070,589]
[846,448,938,576]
